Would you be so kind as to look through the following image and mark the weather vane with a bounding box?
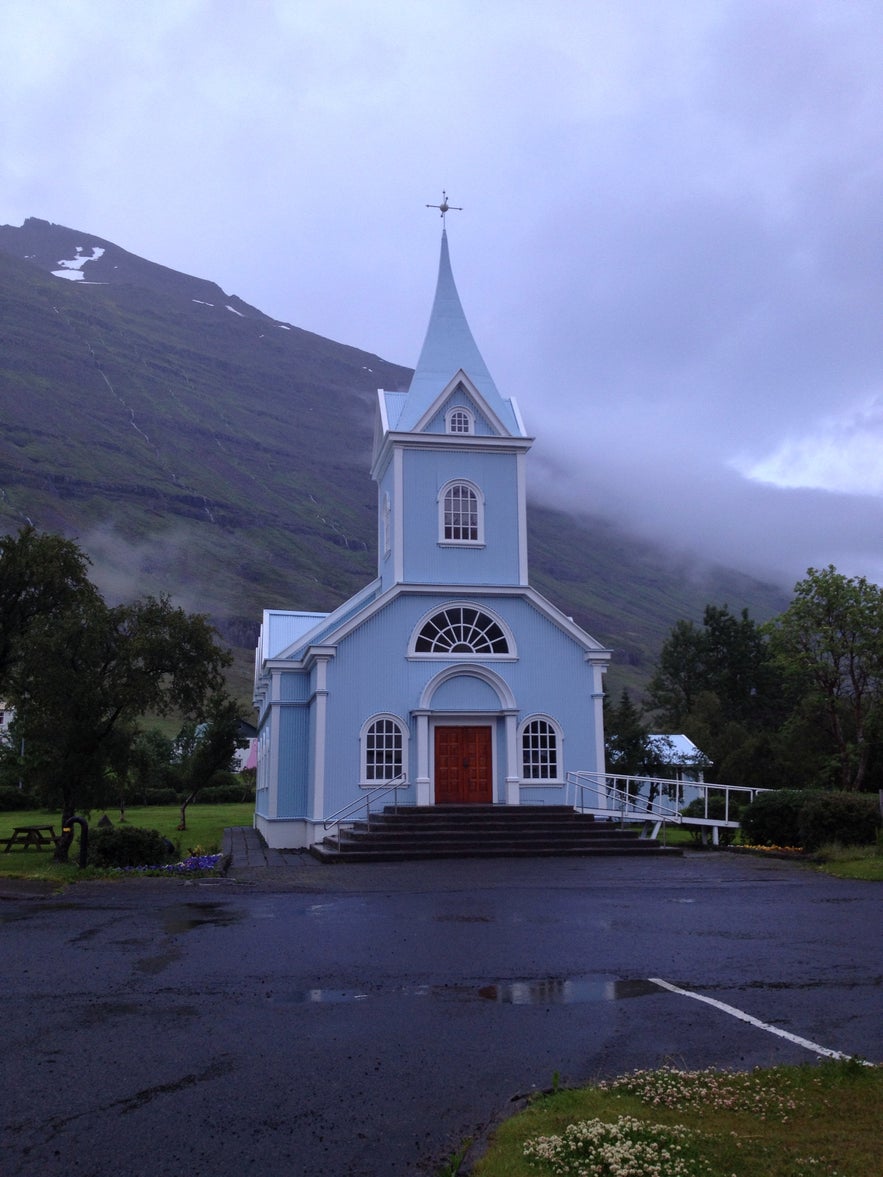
[426,191,463,222]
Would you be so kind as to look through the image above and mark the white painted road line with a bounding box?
[648,977,874,1065]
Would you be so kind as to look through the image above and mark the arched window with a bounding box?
[414,606,509,655]
[521,717,561,781]
[439,480,483,543]
[361,715,407,784]
[447,407,473,434]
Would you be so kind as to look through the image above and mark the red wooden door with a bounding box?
[434,726,492,804]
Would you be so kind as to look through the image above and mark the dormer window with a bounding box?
[446,407,473,435]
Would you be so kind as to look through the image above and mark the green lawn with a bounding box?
[467,1058,882,1177]
[0,803,254,883]
[658,824,883,881]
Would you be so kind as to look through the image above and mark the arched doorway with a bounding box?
[414,666,520,806]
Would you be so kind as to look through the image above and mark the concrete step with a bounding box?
[311,804,680,863]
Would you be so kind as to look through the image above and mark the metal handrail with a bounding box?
[322,773,408,837]
[566,772,682,824]
[565,771,769,829]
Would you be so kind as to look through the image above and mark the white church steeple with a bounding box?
[376,228,527,441]
[372,224,533,591]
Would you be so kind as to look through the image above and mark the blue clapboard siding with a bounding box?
[276,703,310,817]
[401,448,522,585]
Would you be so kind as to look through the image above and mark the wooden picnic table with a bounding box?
[1,824,57,852]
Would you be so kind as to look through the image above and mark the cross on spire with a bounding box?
[425,190,463,222]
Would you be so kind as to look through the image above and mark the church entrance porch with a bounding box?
[434,725,492,804]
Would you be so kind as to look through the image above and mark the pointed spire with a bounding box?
[394,230,522,435]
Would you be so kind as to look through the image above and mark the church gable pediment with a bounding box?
[424,383,495,437]
[412,371,512,438]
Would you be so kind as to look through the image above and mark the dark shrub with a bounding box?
[0,785,39,811]
[89,825,176,868]
[798,792,881,851]
[142,788,180,806]
[196,783,255,804]
[740,789,806,847]
[681,792,745,821]
[680,792,742,846]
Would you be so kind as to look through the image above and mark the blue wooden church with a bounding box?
[253,225,611,849]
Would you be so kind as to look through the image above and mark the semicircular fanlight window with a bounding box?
[414,606,509,654]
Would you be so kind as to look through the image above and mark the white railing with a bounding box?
[565,771,769,841]
[322,773,409,840]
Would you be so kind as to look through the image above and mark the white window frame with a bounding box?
[519,715,563,783]
[438,479,484,546]
[360,714,409,786]
[408,603,515,658]
[446,406,474,435]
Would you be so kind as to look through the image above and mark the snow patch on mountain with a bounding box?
[52,245,105,281]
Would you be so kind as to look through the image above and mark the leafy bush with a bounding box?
[798,792,881,851]
[88,825,176,868]
[0,785,39,811]
[740,789,806,847]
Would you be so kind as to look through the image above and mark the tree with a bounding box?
[0,526,96,689]
[127,727,177,808]
[2,527,234,858]
[645,619,705,728]
[604,689,677,807]
[646,604,784,783]
[700,605,780,726]
[769,566,883,791]
[647,605,778,729]
[605,689,660,776]
[172,693,248,830]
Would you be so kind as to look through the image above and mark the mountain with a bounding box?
[0,217,788,700]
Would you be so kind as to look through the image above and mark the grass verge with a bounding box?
[659,825,883,881]
[0,803,254,883]
[469,1058,881,1177]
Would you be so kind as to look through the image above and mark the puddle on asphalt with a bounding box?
[478,978,660,1004]
[275,988,377,1004]
[271,977,660,1006]
[162,902,243,934]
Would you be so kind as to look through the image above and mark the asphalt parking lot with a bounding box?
[2,848,881,1176]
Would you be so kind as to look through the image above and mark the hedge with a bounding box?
[740,789,881,850]
[798,792,881,851]
[0,785,39,811]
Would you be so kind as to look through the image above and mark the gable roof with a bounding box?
[261,582,612,670]
[647,734,712,767]
[385,230,525,437]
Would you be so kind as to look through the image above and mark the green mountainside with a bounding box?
[0,218,788,700]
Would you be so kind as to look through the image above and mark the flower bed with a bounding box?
[113,853,224,876]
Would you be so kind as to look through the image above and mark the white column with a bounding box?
[590,661,607,775]
[414,710,431,804]
[504,710,520,805]
[268,671,281,819]
[311,656,330,821]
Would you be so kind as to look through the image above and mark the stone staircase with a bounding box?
[311,804,681,863]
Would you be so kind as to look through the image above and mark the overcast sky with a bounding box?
[3,0,882,589]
